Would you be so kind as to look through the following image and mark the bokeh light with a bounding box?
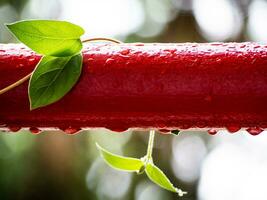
[193,0,243,41]
[247,0,267,42]
[199,131,267,200]
[59,0,145,38]
[1,0,266,199]
[86,159,132,199]
[172,132,207,183]
[135,180,172,200]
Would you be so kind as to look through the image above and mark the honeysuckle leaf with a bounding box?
[96,143,144,172]
[6,20,84,57]
[29,53,82,110]
[145,162,187,196]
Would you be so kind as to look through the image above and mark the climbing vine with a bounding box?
[0,20,187,196]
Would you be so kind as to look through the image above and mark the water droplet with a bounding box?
[134,43,144,46]
[246,127,263,136]
[87,58,94,62]
[210,42,222,46]
[8,126,21,132]
[239,44,246,48]
[105,58,115,65]
[208,129,217,135]
[108,127,128,133]
[226,125,241,133]
[28,58,35,62]
[228,45,236,49]
[62,127,81,134]
[158,129,171,134]
[121,49,130,56]
[29,127,40,134]
[16,63,24,68]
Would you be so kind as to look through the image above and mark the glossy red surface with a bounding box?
[1,43,267,129]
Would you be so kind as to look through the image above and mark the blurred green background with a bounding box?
[1,0,267,200]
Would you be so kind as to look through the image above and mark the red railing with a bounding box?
[1,43,267,131]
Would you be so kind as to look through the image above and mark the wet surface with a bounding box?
[1,43,267,131]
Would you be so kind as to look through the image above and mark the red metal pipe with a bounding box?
[0,43,267,131]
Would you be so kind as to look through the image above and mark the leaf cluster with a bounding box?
[6,20,84,109]
[96,143,187,197]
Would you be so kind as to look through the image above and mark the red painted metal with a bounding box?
[1,43,267,130]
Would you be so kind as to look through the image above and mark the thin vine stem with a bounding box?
[0,37,121,95]
[82,37,122,44]
[0,73,31,95]
[146,129,155,162]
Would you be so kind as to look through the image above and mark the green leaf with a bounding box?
[171,130,180,136]
[6,20,84,57]
[96,143,144,172]
[145,162,186,196]
[29,53,82,110]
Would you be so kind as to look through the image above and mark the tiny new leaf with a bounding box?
[6,20,84,57]
[29,54,82,110]
[145,162,186,196]
[96,143,144,172]
[171,129,180,135]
